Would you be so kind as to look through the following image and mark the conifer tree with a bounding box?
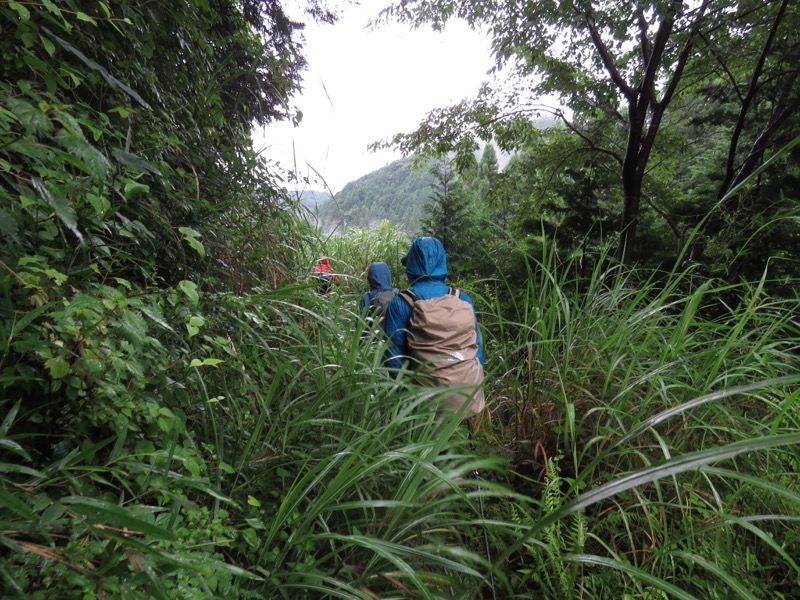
[420,159,480,277]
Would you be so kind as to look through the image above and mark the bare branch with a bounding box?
[721,0,790,196]
[638,9,652,67]
[696,31,744,102]
[582,6,635,99]
[557,111,623,165]
[642,191,680,240]
[729,69,800,191]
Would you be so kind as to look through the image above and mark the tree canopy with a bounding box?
[376,0,800,265]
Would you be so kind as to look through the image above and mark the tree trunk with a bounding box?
[618,172,642,265]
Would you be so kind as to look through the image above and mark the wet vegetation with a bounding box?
[2,0,800,598]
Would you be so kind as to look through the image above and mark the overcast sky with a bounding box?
[253,1,494,194]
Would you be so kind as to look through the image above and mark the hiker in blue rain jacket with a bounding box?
[357,262,398,338]
[384,237,485,415]
[358,262,398,315]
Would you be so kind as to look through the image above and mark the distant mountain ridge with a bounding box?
[293,190,331,211]
[317,156,435,235]
[310,123,555,234]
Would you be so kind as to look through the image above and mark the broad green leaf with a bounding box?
[0,439,32,461]
[49,146,105,178]
[0,463,45,477]
[30,178,82,242]
[10,302,53,337]
[7,98,51,133]
[140,304,174,332]
[178,227,205,258]
[189,358,222,367]
[0,401,22,437]
[65,294,104,314]
[55,129,109,179]
[41,0,60,13]
[76,11,96,25]
[52,109,86,138]
[60,496,177,540]
[182,457,200,476]
[178,280,199,305]
[8,140,53,161]
[39,503,66,526]
[40,35,56,57]
[85,192,111,216]
[186,237,205,258]
[247,495,261,507]
[45,356,71,379]
[42,27,148,106]
[43,268,67,284]
[123,181,149,200]
[112,148,161,175]
[245,518,265,529]
[119,309,148,347]
[108,107,133,118]
[8,0,31,21]
[20,31,36,49]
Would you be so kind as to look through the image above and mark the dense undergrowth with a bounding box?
[3,222,800,597]
[2,1,800,597]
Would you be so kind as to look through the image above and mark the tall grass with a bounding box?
[475,242,800,597]
[201,238,800,597]
[182,284,505,598]
[4,231,799,598]
[303,221,409,294]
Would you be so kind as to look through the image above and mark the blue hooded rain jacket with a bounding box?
[358,262,398,314]
[384,237,485,373]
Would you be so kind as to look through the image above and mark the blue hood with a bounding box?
[367,262,393,291]
[404,237,447,283]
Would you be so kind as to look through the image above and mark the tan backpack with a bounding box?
[399,287,485,416]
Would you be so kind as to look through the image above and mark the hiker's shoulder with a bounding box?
[409,281,450,298]
[429,283,474,305]
[454,287,475,304]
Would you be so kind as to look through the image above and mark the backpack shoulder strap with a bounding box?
[371,288,395,303]
[398,289,418,308]
[448,287,460,298]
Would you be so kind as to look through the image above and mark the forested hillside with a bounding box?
[3,0,800,598]
[317,155,435,234]
[317,139,524,237]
